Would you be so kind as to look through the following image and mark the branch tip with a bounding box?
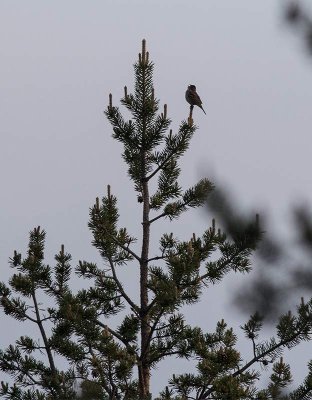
[107,185,111,200]
[109,93,113,109]
[163,104,167,119]
[142,39,146,62]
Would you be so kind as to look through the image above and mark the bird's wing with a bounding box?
[193,92,202,106]
[186,90,202,106]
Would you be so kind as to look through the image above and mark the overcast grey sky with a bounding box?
[1,0,312,395]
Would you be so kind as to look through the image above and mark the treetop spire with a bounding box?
[142,38,147,63]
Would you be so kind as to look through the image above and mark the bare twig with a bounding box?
[107,256,139,312]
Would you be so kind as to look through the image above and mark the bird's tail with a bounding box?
[200,106,206,115]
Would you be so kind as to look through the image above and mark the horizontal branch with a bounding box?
[1,297,38,324]
[200,329,310,399]
[149,212,166,224]
[232,335,297,378]
[149,195,203,225]
[147,249,180,263]
[1,359,41,386]
[150,350,181,364]
[147,255,165,262]
[198,249,243,283]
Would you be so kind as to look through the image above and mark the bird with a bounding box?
[185,84,206,114]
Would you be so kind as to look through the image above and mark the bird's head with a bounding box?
[188,84,196,91]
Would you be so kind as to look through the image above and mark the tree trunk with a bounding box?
[139,176,151,399]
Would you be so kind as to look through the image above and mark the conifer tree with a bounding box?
[1,40,312,400]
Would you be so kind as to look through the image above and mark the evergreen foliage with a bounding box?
[1,40,312,400]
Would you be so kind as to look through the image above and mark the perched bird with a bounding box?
[185,84,206,114]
